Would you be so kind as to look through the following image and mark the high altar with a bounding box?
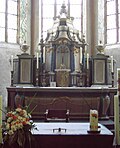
[8,3,117,120]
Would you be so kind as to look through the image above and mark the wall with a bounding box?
[0,43,21,118]
[0,0,31,118]
[105,44,120,86]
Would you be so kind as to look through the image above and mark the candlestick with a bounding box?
[36,68,39,86]
[11,71,14,86]
[11,55,13,71]
[0,96,2,143]
[111,72,114,87]
[111,56,113,72]
[86,69,90,87]
[36,52,39,69]
[75,54,79,72]
[87,53,89,69]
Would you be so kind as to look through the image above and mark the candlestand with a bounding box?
[86,69,90,87]
[42,70,46,87]
[78,73,83,87]
[49,71,55,83]
[36,68,39,86]
[11,71,14,87]
[71,71,78,87]
[78,63,83,87]
[111,72,114,87]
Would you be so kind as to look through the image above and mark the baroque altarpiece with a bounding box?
[8,3,117,120]
[12,3,112,87]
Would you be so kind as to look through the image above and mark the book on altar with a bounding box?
[89,109,98,131]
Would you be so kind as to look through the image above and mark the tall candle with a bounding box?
[36,52,39,69]
[11,55,13,71]
[43,48,46,63]
[111,56,113,72]
[87,53,89,69]
[0,96,2,143]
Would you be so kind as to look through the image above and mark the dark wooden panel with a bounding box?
[7,87,117,120]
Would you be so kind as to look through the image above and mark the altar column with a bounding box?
[31,0,39,55]
[86,0,98,56]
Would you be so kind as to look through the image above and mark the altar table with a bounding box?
[32,122,114,148]
[7,87,117,120]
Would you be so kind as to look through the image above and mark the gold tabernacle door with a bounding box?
[55,69,71,87]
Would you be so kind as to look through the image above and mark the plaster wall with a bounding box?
[105,44,120,86]
[0,43,21,118]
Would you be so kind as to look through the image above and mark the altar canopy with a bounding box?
[37,3,112,87]
[39,3,88,87]
[44,3,83,72]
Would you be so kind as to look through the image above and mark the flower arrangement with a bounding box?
[3,106,36,148]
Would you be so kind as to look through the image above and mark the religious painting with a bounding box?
[56,44,70,69]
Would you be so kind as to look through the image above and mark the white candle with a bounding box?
[90,109,98,131]
[0,96,2,143]
[111,56,113,72]
[80,48,82,64]
[87,53,89,69]
[11,55,13,71]
[43,48,46,63]
[36,52,39,69]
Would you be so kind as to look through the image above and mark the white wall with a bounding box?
[105,44,120,86]
[0,43,21,118]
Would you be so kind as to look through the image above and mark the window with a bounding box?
[0,0,19,43]
[39,0,86,40]
[20,0,28,44]
[105,0,120,44]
